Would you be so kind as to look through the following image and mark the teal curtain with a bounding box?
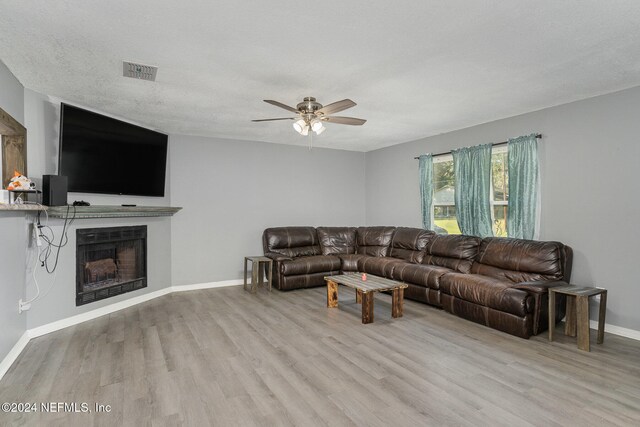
[507,134,539,239]
[418,154,433,230]
[452,144,493,237]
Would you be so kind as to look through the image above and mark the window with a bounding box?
[432,146,509,236]
[433,154,459,234]
[490,146,508,237]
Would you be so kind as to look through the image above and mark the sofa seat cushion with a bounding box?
[264,252,292,262]
[279,272,338,290]
[317,227,357,255]
[440,273,533,317]
[338,254,367,272]
[280,255,341,276]
[392,263,453,290]
[357,257,407,278]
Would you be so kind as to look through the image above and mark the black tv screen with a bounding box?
[58,103,168,197]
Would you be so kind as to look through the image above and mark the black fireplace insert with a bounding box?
[76,226,147,306]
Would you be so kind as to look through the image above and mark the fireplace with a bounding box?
[76,226,147,306]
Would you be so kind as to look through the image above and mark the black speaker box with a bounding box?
[42,175,68,206]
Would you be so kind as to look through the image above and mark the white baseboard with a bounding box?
[27,287,173,339]
[28,280,243,339]
[0,332,30,380]
[590,320,640,341]
[172,279,243,292]
[0,279,241,381]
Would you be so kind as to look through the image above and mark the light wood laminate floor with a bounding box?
[1,286,639,426]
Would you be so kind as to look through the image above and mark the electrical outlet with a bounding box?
[18,299,31,314]
[32,223,42,247]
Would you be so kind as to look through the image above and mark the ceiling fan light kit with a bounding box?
[310,119,325,134]
[293,119,307,134]
[293,118,325,136]
[253,96,366,138]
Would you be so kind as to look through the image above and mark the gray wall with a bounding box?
[0,215,28,362]
[365,85,640,331]
[170,135,366,286]
[24,89,172,205]
[0,60,26,363]
[24,217,173,329]
[0,60,23,123]
[21,89,174,329]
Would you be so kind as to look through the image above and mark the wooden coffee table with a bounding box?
[324,273,408,324]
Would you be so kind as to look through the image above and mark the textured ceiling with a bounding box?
[1,1,639,151]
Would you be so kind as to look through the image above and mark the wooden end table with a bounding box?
[243,256,273,293]
[548,285,607,351]
[324,273,408,324]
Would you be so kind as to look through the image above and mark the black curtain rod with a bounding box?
[413,133,542,159]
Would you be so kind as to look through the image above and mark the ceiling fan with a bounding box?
[252,97,366,136]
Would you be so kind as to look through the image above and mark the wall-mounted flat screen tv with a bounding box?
[58,103,168,197]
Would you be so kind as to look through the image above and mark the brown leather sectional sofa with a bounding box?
[263,226,573,339]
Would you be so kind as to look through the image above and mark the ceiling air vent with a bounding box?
[122,61,158,81]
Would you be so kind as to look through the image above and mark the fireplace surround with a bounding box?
[76,225,147,306]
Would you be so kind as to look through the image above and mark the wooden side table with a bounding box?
[244,256,273,293]
[548,285,607,351]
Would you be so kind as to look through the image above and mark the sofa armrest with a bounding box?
[513,280,569,336]
[264,252,293,262]
[512,280,569,295]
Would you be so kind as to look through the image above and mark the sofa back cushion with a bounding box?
[470,237,573,283]
[317,227,357,255]
[422,234,481,273]
[356,226,396,257]
[262,227,321,258]
[388,227,435,263]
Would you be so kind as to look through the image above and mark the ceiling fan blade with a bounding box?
[322,116,367,126]
[316,99,356,115]
[251,117,296,122]
[263,100,299,113]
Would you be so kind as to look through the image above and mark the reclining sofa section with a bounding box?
[262,226,573,339]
